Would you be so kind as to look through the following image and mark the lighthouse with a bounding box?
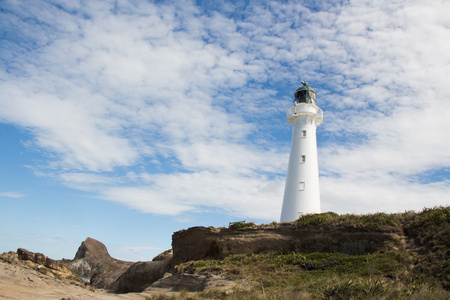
[280,82,323,222]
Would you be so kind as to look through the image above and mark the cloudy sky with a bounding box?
[1,0,449,261]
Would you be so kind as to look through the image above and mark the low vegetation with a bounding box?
[161,206,449,299]
[228,221,256,230]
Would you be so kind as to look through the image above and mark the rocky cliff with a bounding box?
[171,224,403,266]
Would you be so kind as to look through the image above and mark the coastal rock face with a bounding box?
[65,237,133,277]
[171,226,404,266]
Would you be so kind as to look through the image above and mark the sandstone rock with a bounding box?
[1,251,19,264]
[66,258,92,276]
[90,250,173,292]
[152,249,173,262]
[90,268,127,289]
[5,249,75,280]
[109,259,171,293]
[16,248,63,271]
[171,226,404,265]
[74,237,110,262]
[34,253,46,265]
[17,248,34,262]
[146,272,235,293]
[65,237,133,277]
[45,257,62,271]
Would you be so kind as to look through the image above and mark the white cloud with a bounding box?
[100,170,284,220]
[321,174,450,214]
[1,0,449,222]
[0,192,26,198]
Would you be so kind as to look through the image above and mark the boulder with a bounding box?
[90,268,128,289]
[109,259,171,293]
[90,250,173,292]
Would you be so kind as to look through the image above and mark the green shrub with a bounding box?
[229,221,256,230]
[418,206,450,225]
[297,212,339,226]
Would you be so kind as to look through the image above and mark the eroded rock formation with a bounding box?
[91,250,173,292]
[63,237,133,277]
[17,248,65,272]
[1,249,75,280]
[171,225,404,266]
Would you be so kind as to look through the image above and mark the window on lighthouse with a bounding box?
[301,155,306,163]
[299,182,305,191]
[302,130,307,137]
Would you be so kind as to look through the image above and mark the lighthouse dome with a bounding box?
[294,81,316,105]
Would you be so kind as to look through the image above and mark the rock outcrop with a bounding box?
[73,237,110,262]
[146,272,235,293]
[64,237,133,277]
[109,258,171,293]
[1,249,76,280]
[17,248,66,272]
[171,225,404,266]
[91,250,173,292]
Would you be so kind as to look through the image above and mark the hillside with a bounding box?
[85,206,449,299]
[164,206,449,299]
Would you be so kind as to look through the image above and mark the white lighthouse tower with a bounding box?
[280,82,323,222]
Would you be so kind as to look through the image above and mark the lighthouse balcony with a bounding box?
[287,103,323,125]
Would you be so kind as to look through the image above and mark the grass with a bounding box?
[174,249,448,299]
[296,211,402,230]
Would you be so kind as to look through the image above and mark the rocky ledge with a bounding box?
[171,224,403,266]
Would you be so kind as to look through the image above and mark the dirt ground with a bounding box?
[0,261,148,300]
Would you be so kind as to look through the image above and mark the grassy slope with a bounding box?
[162,206,449,299]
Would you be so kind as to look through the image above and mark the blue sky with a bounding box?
[1,0,449,261]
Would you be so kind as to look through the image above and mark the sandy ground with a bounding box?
[0,261,148,300]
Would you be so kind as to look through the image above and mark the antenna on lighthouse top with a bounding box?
[294,81,317,105]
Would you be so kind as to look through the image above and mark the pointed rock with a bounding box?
[74,237,112,263]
